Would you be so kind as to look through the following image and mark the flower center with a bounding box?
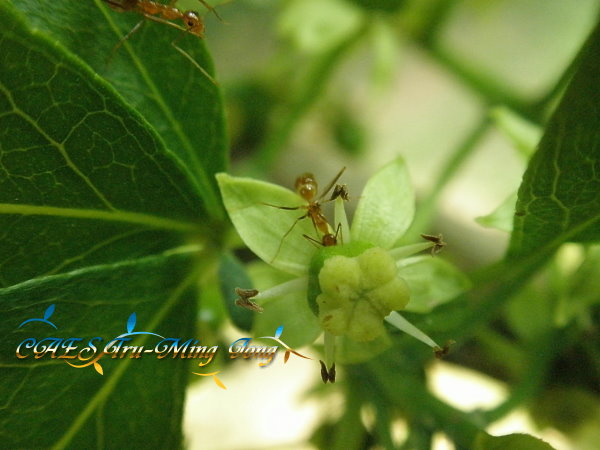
[308,244,410,342]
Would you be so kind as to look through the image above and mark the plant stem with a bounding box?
[401,115,490,242]
[254,24,366,170]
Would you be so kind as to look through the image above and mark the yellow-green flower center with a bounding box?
[315,247,410,342]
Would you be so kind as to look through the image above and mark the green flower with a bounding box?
[216,157,469,380]
[315,247,410,342]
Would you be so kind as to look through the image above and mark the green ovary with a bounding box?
[316,247,410,342]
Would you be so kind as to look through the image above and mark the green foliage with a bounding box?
[10,0,227,214]
[0,251,197,448]
[0,3,205,287]
[509,22,600,260]
[2,0,600,448]
[0,0,225,447]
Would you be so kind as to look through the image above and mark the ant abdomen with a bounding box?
[295,173,318,201]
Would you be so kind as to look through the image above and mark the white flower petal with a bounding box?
[216,173,317,275]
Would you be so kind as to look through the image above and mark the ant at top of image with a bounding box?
[101,0,223,84]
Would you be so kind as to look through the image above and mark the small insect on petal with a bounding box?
[234,288,263,313]
[420,233,446,256]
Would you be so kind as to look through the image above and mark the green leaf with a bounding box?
[216,173,317,275]
[475,432,555,450]
[279,0,363,54]
[398,256,471,313]
[0,2,205,286]
[347,0,405,14]
[509,21,600,259]
[0,251,198,448]
[9,0,227,217]
[351,157,415,249]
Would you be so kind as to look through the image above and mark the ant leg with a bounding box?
[302,234,322,248]
[262,203,300,211]
[106,20,145,68]
[170,34,218,86]
[271,213,308,263]
[333,222,342,245]
[197,0,225,22]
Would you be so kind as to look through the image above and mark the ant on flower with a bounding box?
[263,167,349,261]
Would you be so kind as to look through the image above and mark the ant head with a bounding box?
[182,11,205,37]
[295,173,318,201]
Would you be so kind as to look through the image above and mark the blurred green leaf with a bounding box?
[0,2,205,286]
[530,388,600,440]
[0,251,197,448]
[10,0,227,216]
[347,0,405,14]
[505,279,555,342]
[509,21,600,259]
[218,252,255,331]
[475,432,555,450]
[279,0,362,54]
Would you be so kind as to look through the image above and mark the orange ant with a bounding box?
[102,0,221,84]
[264,168,348,261]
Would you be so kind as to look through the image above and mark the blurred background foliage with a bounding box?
[189,0,600,449]
[3,0,599,448]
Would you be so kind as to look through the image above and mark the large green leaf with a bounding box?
[508,21,600,259]
[0,251,198,448]
[0,2,206,286]
[10,0,227,216]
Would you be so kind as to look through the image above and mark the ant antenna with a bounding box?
[171,31,219,86]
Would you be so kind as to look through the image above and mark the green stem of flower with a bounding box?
[324,331,336,369]
[253,23,367,170]
[390,242,433,261]
[254,277,307,306]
